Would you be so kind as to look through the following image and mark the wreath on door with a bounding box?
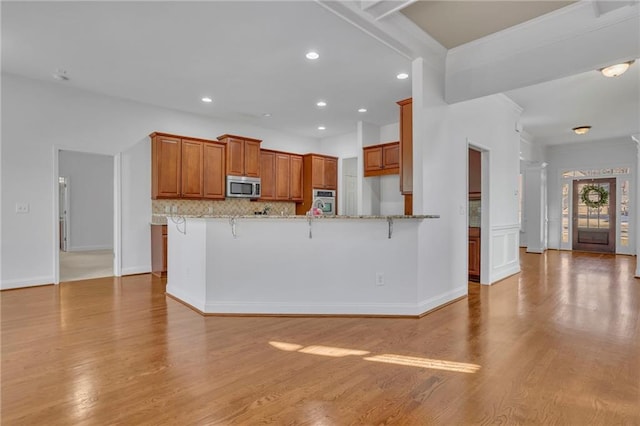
[580,184,609,209]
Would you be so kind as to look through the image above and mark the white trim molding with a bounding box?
[489,223,521,283]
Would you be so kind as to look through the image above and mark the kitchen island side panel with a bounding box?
[166,220,207,311]
[201,217,423,315]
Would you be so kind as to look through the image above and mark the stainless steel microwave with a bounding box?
[226,175,261,198]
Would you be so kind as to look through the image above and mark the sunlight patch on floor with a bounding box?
[269,341,479,372]
[364,354,481,373]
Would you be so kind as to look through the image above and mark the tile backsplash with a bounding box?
[153,199,296,217]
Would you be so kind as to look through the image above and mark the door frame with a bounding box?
[53,146,122,284]
[572,177,616,253]
[467,140,491,285]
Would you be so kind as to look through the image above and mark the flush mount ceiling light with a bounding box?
[306,51,319,60]
[358,108,367,113]
[201,97,213,103]
[317,126,326,130]
[262,113,272,117]
[599,60,635,77]
[396,72,409,80]
[316,101,327,107]
[572,126,592,135]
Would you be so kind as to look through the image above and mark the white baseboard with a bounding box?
[490,264,521,284]
[1,276,54,290]
[121,265,151,276]
[167,284,468,317]
[68,245,113,252]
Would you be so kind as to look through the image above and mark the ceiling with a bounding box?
[401,1,576,49]
[2,1,638,147]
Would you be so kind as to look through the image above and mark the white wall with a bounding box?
[545,138,636,252]
[59,150,114,251]
[412,58,522,296]
[1,73,319,289]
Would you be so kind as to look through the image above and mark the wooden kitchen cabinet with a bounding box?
[203,142,226,199]
[151,224,167,277]
[289,154,303,201]
[260,150,303,202]
[397,98,413,194]
[260,150,276,200]
[297,154,338,215]
[275,153,291,200]
[363,141,399,177]
[469,227,480,282]
[397,97,413,214]
[151,132,226,200]
[304,154,338,190]
[151,133,181,199]
[181,139,204,198]
[217,134,262,177]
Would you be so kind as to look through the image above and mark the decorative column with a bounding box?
[524,161,548,253]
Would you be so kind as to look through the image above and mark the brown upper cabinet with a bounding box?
[397,98,413,195]
[259,149,303,202]
[305,154,337,190]
[363,141,399,177]
[151,132,226,200]
[217,134,261,177]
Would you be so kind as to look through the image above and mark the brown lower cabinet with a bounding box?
[469,227,480,282]
[151,224,167,278]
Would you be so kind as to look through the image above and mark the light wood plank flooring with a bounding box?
[2,250,639,424]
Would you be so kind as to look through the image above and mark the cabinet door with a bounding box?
[151,224,167,277]
[181,140,204,198]
[244,140,261,177]
[364,146,383,175]
[290,155,303,201]
[152,135,181,199]
[398,99,413,194]
[324,157,338,190]
[311,156,325,189]
[260,151,276,200]
[203,142,225,199]
[226,137,245,176]
[275,153,291,200]
[383,143,399,169]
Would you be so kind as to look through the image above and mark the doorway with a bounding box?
[58,150,115,282]
[468,148,481,282]
[572,178,616,253]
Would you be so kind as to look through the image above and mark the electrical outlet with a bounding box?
[165,206,170,213]
[375,272,384,286]
[171,205,178,213]
[15,203,29,214]
[208,206,214,214]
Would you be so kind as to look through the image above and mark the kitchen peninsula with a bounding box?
[166,214,439,316]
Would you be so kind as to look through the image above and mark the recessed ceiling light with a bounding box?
[358,108,367,113]
[306,51,319,60]
[317,126,326,130]
[201,97,213,103]
[262,113,272,117]
[316,101,327,107]
[599,60,634,77]
[396,73,409,80]
[572,126,591,135]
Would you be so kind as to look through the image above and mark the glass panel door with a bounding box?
[572,178,616,253]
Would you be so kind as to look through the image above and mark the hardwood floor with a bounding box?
[2,250,639,425]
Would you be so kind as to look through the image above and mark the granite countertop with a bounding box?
[152,214,439,224]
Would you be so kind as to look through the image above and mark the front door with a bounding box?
[572,178,616,253]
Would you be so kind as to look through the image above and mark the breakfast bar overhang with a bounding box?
[165,214,463,317]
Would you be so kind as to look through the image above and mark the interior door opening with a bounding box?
[58,150,115,282]
[468,147,481,282]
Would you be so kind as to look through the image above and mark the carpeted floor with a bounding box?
[59,249,113,282]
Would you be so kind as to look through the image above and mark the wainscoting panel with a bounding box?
[490,224,521,283]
